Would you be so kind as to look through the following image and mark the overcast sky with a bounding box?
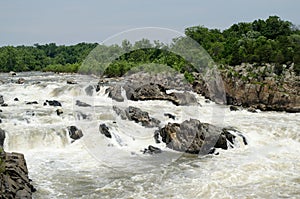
[0,0,299,46]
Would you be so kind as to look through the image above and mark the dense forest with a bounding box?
[0,16,299,76]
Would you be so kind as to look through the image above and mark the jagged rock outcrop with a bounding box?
[156,119,247,154]
[193,64,300,112]
[0,128,35,198]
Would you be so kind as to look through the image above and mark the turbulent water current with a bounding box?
[0,72,299,199]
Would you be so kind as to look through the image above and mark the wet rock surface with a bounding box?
[67,126,83,141]
[157,119,247,154]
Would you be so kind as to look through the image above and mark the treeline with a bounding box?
[0,43,97,73]
[185,16,300,75]
[0,16,299,76]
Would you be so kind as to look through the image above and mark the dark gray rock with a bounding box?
[0,95,4,105]
[67,126,83,140]
[56,109,63,116]
[173,92,198,105]
[99,124,112,138]
[0,151,36,198]
[130,83,179,105]
[75,100,91,107]
[230,105,239,111]
[14,98,19,101]
[164,113,176,120]
[66,79,77,84]
[25,101,38,105]
[158,119,246,154]
[1,103,8,107]
[106,85,124,102]
[247,107,257,113]
[125,106,160,128]
[0,128,5,148]
[44,100,62,107]
[85,85,94,96]
[143,145,162,154]
[16,78,25,84]
[112,106,127,120]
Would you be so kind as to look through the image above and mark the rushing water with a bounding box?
[0,72,299,199]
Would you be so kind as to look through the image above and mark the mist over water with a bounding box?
[0,72,299,199]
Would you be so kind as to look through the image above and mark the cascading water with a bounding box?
[0,72,299,199]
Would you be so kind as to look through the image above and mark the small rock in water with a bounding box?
[99,124,112,138]
[230,105,239,111]
[0,118,2,123]
[154,130,161,143]
[0,128,5,148]
[25,101,38,105]
[44,100,62,107]
[1,103,8,107]
[143,145,162,154]
[16,78,25,84]
[14,98,19,101]
[0,95,4,104]
[164,113,176,120]
[56,109,63,116]
[67,126,83,140]
[85,85,94,96]
[247,107,257,113]
[66,79,77,84]
[75,100,91,107]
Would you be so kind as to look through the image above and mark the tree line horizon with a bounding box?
[0,15,299,76]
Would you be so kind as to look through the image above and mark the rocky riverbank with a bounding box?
[0,129,35,198]
[193,63,300,112]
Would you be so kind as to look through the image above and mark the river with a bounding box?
[0,72,299,198]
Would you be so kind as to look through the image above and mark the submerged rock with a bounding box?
[157,119,247,154]
[67,126,83,140]
[25,101,38,105]
[99,124,112,138]
[75,100,91,107]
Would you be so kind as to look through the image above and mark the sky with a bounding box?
[0,0,299,46]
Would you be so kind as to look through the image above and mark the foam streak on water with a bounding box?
[0,72,299,199]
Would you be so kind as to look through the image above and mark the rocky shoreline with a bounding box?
[193,63,300,113]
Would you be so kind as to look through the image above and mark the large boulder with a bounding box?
[157,119,247,154]
[130,83,179,105]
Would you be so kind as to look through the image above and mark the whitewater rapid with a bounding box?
[0,72,299,199]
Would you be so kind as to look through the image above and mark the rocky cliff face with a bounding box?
[193,63,300,112]
[0,128,35,198]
